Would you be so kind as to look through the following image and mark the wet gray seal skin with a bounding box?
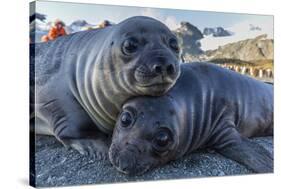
[34,16,181,156]
[109,63,273,174]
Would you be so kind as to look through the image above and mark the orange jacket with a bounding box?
[41,27,67,42]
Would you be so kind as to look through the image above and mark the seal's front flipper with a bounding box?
[216,137,273,173]
[61,137,110,160]
[37,97,110,159]
[55,120,111,159]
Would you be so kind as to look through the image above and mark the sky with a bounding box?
[34,0,273,50]
[35,0,273,29]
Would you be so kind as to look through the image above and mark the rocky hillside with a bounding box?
[173,21,204,60]
[204,34,273,62]
[180,34,273,63]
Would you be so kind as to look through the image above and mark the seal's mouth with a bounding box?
[141,82,172,88]
[134,69,157,81]
[133,64,179,95]
[115,160,151,175]
[134,70,174,89]
[109,143,153,175]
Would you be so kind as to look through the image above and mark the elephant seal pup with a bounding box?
[33,16,180,156]
[109,63,273,174]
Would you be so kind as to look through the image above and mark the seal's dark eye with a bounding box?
[120,111,133,127]
[122,37,138,55]
[169,38,179,53]
[155,131,170,147]
[153,129,173,153]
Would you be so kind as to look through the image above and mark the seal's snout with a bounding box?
[117,152,136,174]
[149,55,177,77]
[109,142,151,175]
[132,42,180,95]
[152,62,176,76]
[110,145,140,175]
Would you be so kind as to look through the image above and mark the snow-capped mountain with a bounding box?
[30,19,52,32]
[203,27,232,37]
[30,13,49,32]
[173,21,204,59]
[30,13,46,23]
[30,13,50,43]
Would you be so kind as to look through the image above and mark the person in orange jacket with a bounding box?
[41,19,67,42]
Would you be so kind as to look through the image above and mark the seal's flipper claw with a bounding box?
[69,141,88,156]
[216,137,273,173]
[63,138,109,159]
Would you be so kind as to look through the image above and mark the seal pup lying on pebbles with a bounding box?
[32,16,181,156]
[109,63,273,174]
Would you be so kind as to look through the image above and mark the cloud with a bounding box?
[164,16,179,30]
[140,8,179,30]
[228,17,273,38]
[140,8,160,19]
[200,16,273,50]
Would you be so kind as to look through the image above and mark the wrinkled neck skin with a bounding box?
[172,65,243,159]
[67,29,137,134]
[92,51,139,133]
[175,99,213,158]
[171,70,222,159]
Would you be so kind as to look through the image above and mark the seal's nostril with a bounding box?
[118,153,136,173]
[153,64,162,74]
[167,64,175,75]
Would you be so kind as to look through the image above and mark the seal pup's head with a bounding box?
[109,96,184,175]
[109,16,181,96]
